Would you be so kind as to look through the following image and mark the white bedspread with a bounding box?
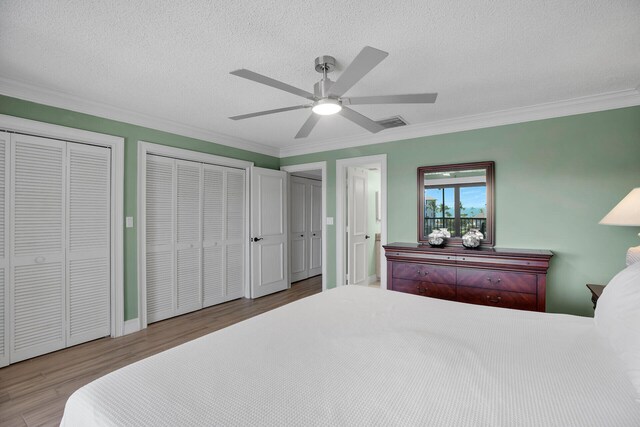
[61,286,640,426]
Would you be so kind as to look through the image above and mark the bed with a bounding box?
[61,284,640,426]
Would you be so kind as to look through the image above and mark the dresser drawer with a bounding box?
[392,279,457,301]
[392,262,456,284]
[457,268,536,293]
[457,286,537,311]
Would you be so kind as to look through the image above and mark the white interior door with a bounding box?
[66,143,111,346]
[0,133,8,367]
[146,155,175,323]
[289,176,308,282]
[10,134,66,363]
[308,180,322,277]
[347,167,369,286]
[251,167,288,298]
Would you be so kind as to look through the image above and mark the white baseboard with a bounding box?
[368,274,378,284]
[123,318,141,335]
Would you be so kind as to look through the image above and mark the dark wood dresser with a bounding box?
[384,243,553,312]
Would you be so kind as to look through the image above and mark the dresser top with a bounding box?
[383,242,553,258]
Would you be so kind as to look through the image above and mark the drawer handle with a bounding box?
[486,295,502,304]
[416,285,426,295]
[486,277,501,283]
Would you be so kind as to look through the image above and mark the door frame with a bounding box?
[137,141,253,330]
[0,114,125,338]
[336,155,387,289]
[280,162,327,291]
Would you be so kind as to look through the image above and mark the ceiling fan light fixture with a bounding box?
[312,99,342,115]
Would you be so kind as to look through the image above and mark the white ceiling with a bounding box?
[1,1,639,157]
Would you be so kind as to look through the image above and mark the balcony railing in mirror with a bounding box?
[424,217,486,238]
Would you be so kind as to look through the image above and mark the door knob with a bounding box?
[365,235,371,239]
[300,234,304,237]
[312,233,316,236]
[252,237,263,242]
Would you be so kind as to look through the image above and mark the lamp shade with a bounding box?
[599,188,640,226]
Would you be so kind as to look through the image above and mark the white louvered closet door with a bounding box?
[202,165,245,307]
[225,168,245,300]
[0,133,8,367]
[66,143,111,346]
[10,134,66,363]
[202,165,225,307]
[175,160,202,315]
[146,155,175,323]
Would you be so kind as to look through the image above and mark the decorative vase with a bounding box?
[428,229,446,247]
[439,228,451,238]
[462,229,483,248]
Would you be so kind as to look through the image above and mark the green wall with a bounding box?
[1,93,638,318]
[281,106,640,316]
[0,95,279,320]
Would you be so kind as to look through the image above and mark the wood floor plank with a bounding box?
[0,276,321,426]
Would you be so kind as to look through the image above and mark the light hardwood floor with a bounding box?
[0,276,322,427]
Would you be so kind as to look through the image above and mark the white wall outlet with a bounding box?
[126,216,134,228]
[326,217,334,225]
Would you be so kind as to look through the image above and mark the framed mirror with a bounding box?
[417,161,495,247]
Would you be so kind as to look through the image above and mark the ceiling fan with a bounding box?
[228,46,438,139]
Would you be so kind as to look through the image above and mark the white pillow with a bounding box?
[595,261,640,399]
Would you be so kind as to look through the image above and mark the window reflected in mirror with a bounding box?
[418,162,494,246]
[423,169,487,238]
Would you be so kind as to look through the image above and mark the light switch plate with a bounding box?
[126,216,134,228]
[326,217,334,225]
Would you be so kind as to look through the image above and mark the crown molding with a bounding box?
[0,77,279,157]
[278,87,640,158]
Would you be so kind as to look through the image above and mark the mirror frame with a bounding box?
[417,161,495,247]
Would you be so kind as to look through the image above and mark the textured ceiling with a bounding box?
[1,0,639,155]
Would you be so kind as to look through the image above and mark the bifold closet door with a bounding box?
[289,176,322,282]
[146,155,175,323]
[202,165,245,307]
[224,169,245,301]
[289,176,308,282]
[175,160,202,316]
[308,180,322,277]
[0,133,8,367]
[66,143,111,346]
[147,157,205,320]
[10,134,66,363]
[147,155,246,322]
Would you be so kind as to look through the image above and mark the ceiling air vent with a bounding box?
[375,116,408,129]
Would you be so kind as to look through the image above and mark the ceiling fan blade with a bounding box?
[339,107,385,133]
[344,93,438,105]
[328,46,389,97]
[229,105,310,120]
[230,69,316,100]
[295,113,321,139]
